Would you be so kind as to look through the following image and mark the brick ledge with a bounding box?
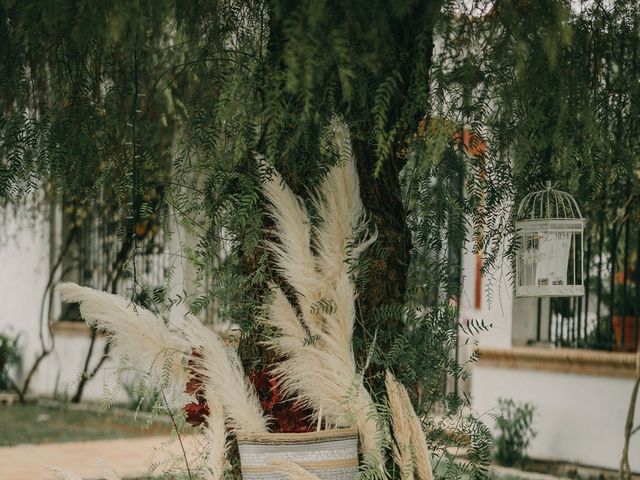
[477,346,638,379]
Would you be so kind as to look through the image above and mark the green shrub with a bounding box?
[494,398,537,467]
[0,332,20,390]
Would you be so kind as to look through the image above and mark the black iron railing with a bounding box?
[534,205,640,352]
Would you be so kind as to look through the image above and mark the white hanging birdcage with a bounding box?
[515,182,585,297]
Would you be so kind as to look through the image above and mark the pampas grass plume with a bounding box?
[386,371,434,480]
[180,314,268,433]
[386,370,415,480]
[56,282,189,397]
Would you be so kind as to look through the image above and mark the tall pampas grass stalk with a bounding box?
[261,162,320,321]
[312,158,375,294]
[386,371,434,480]
[201,394,228,480]
[386,371,415,480]
[58,283,267,433]
[261,157,383,468]
[57,282,189,403]
[268,460,322,480]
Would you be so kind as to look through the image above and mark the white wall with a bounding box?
[472,364,640,472]
[460,224,639,472]
[0,204,52,387]
[459,242,513,349]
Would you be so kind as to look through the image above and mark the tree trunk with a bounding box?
[348,0,441,354]
[352,139,412,328]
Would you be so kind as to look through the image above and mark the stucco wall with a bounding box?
[461,232,639,472]
[0,205,52,390]
[472,363,640,472]
[460,244,514,349]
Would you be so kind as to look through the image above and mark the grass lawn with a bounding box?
[0,402,172,446]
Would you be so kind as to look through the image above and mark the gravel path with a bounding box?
[0,434,200,479]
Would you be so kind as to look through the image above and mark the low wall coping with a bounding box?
[51,320,101,337]
[477,346,639,379]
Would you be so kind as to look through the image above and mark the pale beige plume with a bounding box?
[179,314,268,433]
[57,282,189,402]
[387,371,434,480]
[58,282,266,433]
[312,158,375,294]
[261,158,384,468]
[201,391,228,480]
[262,164,320,321]
[386,371,415,480]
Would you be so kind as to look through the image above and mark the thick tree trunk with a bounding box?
[348,0,441,352]
[352,140,412,324]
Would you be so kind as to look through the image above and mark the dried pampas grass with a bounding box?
[386,371,433,480]
[312,158,375,293]
[261,157,383,467]
[262,164,319,321]
[57,282,189,402]
[386,371,415,480]
[58,283,266,434]
[201,398,228,480]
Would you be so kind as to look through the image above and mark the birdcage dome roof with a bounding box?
[516,182,583,221]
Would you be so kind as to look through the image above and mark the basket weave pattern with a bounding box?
[237,428,359,480]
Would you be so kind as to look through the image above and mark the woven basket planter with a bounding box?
[237,428,359,480]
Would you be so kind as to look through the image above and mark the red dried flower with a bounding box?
[184,348,210,427]
[249,369,314,433]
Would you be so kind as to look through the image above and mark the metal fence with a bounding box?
[534,199,640,352]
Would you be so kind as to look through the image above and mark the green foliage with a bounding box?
[0,331,19,390]
[493,398,537,468]
[122,378,162,414]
